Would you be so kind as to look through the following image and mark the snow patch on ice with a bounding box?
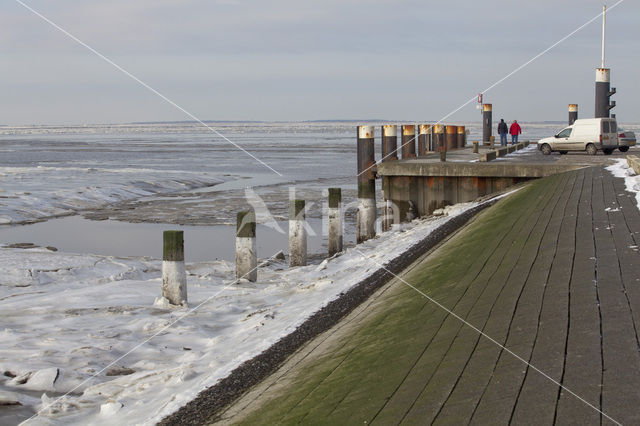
[152,297,174,309]
[99,400,123,416]
[14,368,59,392]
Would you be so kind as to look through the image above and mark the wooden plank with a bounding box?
[368,179,563,425]
[554,167,602,424]
[473,170,579,424]
[608,172,640,329]
[438,171,576,425]
[591,168,640,424]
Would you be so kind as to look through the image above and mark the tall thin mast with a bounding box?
[601,4,606,68]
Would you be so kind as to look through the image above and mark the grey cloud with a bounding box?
[0,0,637,124]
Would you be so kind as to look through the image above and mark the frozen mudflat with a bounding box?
[1,202,482,425]
[0,165,229,226]
[0,121,613,226]
[0,122,361,226]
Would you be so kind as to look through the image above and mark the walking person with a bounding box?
[497,119,508,146]
[510,120,522,144]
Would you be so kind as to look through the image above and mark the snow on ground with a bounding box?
[606,159,640,211]
[0,201,482,425]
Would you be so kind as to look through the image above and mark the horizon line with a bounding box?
[0,119,602,128]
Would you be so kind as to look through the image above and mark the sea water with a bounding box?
[1,121,636,260]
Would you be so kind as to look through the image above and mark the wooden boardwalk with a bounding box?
[214,166,640,425]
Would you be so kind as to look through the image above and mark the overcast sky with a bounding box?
[1,0,638,125]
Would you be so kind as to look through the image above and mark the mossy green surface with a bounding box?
[328,188,341,208]
[231,173,568,425]
[357,181,376,199]
[163,230,184,261]
[290,199,305,219]
[236,211,256,238]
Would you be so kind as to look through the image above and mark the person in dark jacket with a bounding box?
[510,120,522,144]
[497,119,508,146]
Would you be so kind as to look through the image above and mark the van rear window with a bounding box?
[611,121,617,132]
[602,121,610,133]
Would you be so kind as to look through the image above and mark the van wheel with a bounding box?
[603,148,614,155]
[619,146,629,153]
[586,144,597,155]
[559,151,568,155]
[540,144,552,155]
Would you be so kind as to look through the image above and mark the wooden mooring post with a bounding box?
[569,104,578,125]
[289,199,307,267]
[418,124,431,156]
[236,211,257,282]
[162,230,187,306]
[445,125,457,151]
[401,125,416,159]
[381,125,398,162]
[433,124,446,162]
[483,103,492,144]
[357,125,376,243]
[457,125,466,148]
[327,188,343,257]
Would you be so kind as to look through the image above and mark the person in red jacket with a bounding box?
[509,120,522,144]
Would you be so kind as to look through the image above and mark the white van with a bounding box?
[538,118,619,155]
